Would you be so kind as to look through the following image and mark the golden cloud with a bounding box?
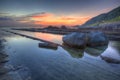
[19,12,91,26]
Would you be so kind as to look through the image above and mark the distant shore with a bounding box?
[12,28,120,41]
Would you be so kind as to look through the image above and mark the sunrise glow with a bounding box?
[28,13,91,26]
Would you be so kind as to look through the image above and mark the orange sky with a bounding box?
[27,13,91,26]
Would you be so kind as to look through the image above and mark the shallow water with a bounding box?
[4,31,120,80]
[10,30,63,44]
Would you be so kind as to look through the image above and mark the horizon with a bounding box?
[0,0,120,27]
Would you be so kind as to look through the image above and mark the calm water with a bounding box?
[4,31,120,80]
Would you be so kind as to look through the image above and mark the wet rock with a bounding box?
[87,31,109,47]
[39,42,58,50]
[62,32,87,48]
[0,53,8,58]
[100,55,120,64]
[0,67,9,75]
[0,53,9,64]
[0,74,13,80]
[5,65,32,80]
[0,59,9,64]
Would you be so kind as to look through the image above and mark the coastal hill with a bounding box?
[80,6,120,28]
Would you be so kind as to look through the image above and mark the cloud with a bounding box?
[0,12,91,27]
[0,17,13,21]
[29,12,53,18]
[29,12,91,26]
[0,15,40,27]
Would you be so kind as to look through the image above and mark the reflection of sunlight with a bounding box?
[102,46,120,60]
[34,32,63,44]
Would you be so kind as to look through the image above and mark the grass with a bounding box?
[88,16,120,27]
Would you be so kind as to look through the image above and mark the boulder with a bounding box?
[62,32,87,48]
[62,31,109,48]
[87,31,109,47]
[100,55,120,64]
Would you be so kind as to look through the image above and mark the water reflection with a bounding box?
[4,34,120,80]
[38,41,120,64]
[101,41,120,61]
[109,41,120,53]
[85,46,108,56]
[34,32,63,44]
[10,30,120,62]
[38,42,108,58]
[63,47,84,58]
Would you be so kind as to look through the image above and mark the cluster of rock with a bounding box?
[62,31,109,48]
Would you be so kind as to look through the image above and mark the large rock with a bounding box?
[62,32,87,48]
[62,31,109,48]
[87,31,109,47]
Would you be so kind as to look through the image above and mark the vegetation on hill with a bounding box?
[81,6,120,27]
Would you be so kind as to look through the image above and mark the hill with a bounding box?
[80,6,120,28]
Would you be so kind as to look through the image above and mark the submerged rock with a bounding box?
[100,55,120,64]
[62,32,87,48]
[87,31,109,47]
[39,42,58,50]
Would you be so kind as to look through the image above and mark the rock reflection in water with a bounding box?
[85,46,108,56]
[38,42,120,64]
[38,42,108,58]
[63,47,84,58]
[110,41,120,53]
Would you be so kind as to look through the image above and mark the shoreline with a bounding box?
[11,28,120,41]
[0,31,32,80]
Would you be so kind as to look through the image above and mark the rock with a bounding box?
[39,42,58,50]
[87,31,109,47]
[62,32,87,48]
[0,53,9,64]
[100,55,120,64]
[5,65,32,80]
[0,67,9,75]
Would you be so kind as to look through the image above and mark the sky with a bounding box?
[0,0,120,27]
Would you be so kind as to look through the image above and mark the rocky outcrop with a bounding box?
[87,31,109,47]
[62,31,109,48]
[62,32,87,48]
[100,55,120,64]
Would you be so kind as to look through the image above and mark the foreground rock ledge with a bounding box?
[62,31,109,48]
